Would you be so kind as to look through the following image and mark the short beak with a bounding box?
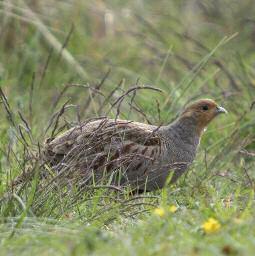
[216,106,228,114]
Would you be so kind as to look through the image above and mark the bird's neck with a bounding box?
[166,116,203,146]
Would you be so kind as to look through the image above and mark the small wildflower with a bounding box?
[153,207,165,217]
[169,205,177,213]
[233,218,243,224]
[202,218,221,234]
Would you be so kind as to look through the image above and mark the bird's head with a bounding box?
[180,99,227,134]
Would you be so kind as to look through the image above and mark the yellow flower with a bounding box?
[153,207,165,217]
[169,205,177,213]
[233,218,243,224]
[202,218,221,234]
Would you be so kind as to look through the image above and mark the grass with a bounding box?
[0,0,255,255]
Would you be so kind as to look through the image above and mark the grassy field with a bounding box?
[0,0,255,255]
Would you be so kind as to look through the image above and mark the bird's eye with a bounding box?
[202,105,209,111]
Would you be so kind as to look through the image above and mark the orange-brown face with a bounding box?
[181,99,227,134]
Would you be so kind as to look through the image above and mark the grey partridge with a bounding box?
[43,99,227,192]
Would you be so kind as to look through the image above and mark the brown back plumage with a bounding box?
[43,99,227,192]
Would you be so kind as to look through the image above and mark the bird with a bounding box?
[42,99,227,192]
